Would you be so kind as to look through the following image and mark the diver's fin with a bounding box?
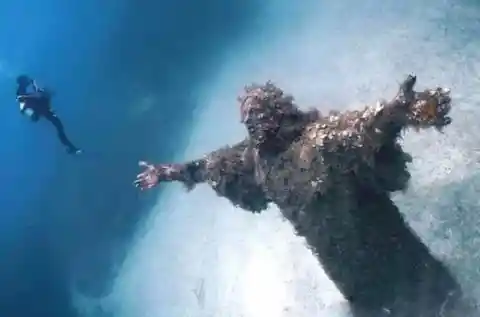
[67,148,83,155]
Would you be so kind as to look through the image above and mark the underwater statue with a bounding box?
[135,75,465,316]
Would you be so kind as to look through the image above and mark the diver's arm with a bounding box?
[17,80,44,100]
[19,80,46,99]
[32,80,42,92]
[17,93,43,100]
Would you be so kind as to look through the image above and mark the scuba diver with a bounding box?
[16,75,82,155]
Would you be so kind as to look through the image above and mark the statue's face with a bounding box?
[408,87,452,130]
[239,85,276,124]
[238,83,285,147]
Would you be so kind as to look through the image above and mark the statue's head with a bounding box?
[238,82,306,153]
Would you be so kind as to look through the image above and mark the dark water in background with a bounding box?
[0,1,260,316]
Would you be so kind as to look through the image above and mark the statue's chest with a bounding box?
[258,149,322,209]
[258,140,357,209]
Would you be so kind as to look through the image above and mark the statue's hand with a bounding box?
[133,161,160,190]
[408,86,452,131]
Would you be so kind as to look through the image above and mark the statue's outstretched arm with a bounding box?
[133,139,271,212]
[368,74,451,132]
[358,75,451,140]
[305,75,452,152]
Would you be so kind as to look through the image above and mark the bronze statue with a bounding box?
[134,75,466,316]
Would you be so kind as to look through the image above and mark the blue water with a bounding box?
[0,0,259,315]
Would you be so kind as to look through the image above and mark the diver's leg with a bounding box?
[43,111,80,153]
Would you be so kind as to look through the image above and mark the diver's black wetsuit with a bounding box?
[17,77,81,154]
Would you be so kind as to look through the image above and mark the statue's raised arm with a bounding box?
[349,74,451,148]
